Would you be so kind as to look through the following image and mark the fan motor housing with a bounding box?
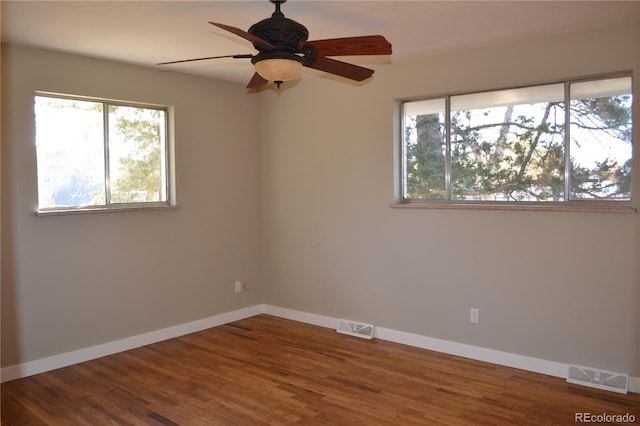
[248,16,309,52]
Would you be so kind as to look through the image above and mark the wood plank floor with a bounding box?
[2,315,639,425]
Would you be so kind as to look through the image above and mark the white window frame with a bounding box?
[395,73,634,213]
[34,92,176,215]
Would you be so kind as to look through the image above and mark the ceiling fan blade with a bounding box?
[209,22,275,50]
[157,54,253,66]
[247,72,269,88]
[302,35,392,57]
[305,57,375,82]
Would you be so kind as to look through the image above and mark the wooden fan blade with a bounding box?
[305,57,374,82]
[247,72,269,88]
[209,22,275,50]
[302,35,392,57]
[157,54,253,65]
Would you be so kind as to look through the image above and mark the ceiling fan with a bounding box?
[158,0,392,89]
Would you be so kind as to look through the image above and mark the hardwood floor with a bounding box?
[2,315,639,425]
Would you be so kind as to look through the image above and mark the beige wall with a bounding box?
[1,45,263,366]
[259,22,640,375]
[2,20,639,379]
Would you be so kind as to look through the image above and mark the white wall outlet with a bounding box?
[470,308,479,324]
[235,281,243,293]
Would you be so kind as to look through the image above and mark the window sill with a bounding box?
[389,202,636,214]
[36,204,181,217]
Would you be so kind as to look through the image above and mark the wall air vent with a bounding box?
[567,364,628,394]
[336,319,375,340]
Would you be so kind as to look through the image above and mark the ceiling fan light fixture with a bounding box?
[254,58,303,83]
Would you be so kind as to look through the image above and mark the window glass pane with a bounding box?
[35,97,105,208]
[403,98,446,198]
[108,105,167,204]
[450,84,565,201]
[569,77,632,200]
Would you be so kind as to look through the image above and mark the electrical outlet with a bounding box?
[235,281,242,293]
[470,308,479,324]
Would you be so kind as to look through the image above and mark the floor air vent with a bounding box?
[336,319,375,339]
[567,364,629,394]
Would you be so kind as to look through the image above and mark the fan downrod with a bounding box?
[270,0,286,18]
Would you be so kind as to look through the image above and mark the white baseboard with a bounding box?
[262,305,640,394]
[0,305,263,383]
[262,306,565,378]
[3,303,638,394]
[263,304,338,329]
[376,326,568,378]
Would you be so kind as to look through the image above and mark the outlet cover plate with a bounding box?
[470,308,479,324]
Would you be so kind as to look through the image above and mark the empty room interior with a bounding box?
[2,0,640,424]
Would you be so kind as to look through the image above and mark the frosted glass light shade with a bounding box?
[254,59,303,82]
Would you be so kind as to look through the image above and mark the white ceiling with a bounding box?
[2,1,639,85]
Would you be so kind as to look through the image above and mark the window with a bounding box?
[35,93,173,212]
[400,75,633,208]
